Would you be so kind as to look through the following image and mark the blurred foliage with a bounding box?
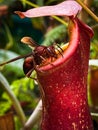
[0,0,98,130]
[90,24,98,59]
[42,24,67,46]
[0,0,15,5]
[0,77,38,114]
[0,50,24,82]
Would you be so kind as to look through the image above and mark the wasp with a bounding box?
[0,37,63,78]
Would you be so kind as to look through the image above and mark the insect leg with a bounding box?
[46,47,57,59]
[39,55,55,67]
[0,53,32,66]
[56,44,64,52]
[26,68,37,80]
[55,47,64,57]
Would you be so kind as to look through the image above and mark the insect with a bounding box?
[0,37,62,79]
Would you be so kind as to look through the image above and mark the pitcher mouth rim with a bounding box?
[36,19,79,74]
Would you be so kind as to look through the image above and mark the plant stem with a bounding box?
[22,100,42,130]
[0,73,26,126]
[52,15,68,26]
[20,0,38,8]
[76,0,98,22]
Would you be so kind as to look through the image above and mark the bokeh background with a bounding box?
[0,0,98,130]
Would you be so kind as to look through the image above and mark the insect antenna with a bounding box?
[0,52,33,66]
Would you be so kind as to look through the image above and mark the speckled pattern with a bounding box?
[37,18,94,130]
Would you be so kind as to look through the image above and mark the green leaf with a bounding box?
[11,77,36,101]
[42,25,67,46]
[0,49,24,82]
[0,101,11,115]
